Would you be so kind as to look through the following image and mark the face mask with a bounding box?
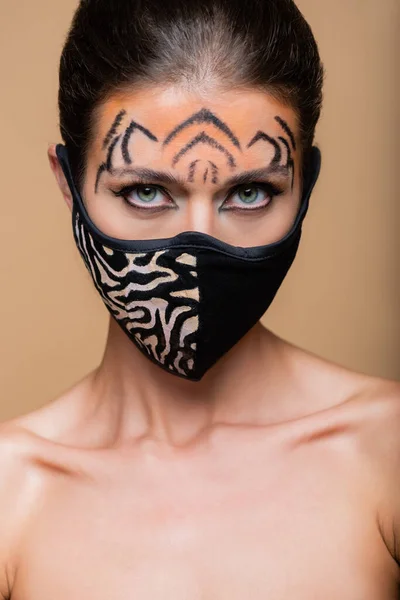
[56,144,321,381]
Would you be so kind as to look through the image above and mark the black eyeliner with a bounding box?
[111,178,284,198]
[112,182,169,198]
[111,183,177,212]
[219,181,284,213]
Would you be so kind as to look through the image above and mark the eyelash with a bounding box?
[112,181,284,213]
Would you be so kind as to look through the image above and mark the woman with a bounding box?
[1,0,399,598]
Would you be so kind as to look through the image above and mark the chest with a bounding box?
[13,447,397,600]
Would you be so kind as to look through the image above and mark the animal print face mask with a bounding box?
[56,144,321,381]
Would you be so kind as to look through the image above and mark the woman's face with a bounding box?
[80,86,302,247]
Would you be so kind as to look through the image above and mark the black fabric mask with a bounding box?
[56,144,321,381]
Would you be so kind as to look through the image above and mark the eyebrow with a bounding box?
[107,164,290,188]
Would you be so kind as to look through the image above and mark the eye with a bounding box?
[112,184,175,211]
[136,187,159,203]
[237,187,261,204]
[221,183,283,212]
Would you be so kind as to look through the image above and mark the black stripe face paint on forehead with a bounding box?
[163,108,240,173]
[209,161,219,185]
[102,110,126,149]
[93,109,296,193]
[274,116,296,190]
[121,121,158,165]
[278,136,295,190]
[187,159,219,185]
[163,108,241,150]
[95,114,158,192]
[172,132,237,169]
[247,132,282,163]
[247,116,297,191]
[106,135,121,171]
[187,160,200,183]
[275,116,297,151]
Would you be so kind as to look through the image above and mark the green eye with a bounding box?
[238,187,260,204]
[220,181,283,213]
[113,182,175,212]
[137,187,158,202]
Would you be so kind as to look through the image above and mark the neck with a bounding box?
[89,318,286,449]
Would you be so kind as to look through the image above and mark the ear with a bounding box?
[48,144,73,211]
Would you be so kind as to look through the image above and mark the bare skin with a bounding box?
[1,86,399,599]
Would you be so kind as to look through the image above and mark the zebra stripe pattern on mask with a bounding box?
[73,213,200,377]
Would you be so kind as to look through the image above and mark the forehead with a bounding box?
[92,86,299,158]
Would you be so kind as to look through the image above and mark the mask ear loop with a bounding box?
[55,144,87,215]
[55,143,118,245]
[282,145,322,237]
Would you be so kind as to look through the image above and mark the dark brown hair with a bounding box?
[59,0,325,190]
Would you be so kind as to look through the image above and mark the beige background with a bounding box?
[0,0,399,421]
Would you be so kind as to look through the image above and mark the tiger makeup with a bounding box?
[56,87,321,380]
[81,87,301,247]
[95,107,295,192]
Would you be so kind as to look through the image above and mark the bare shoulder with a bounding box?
[0,374,100,598]
[350,375,400,493]
[351,375,400,435]
[280,336,400,427]
[294,343,400,560]
[284,339,400,490]
[10,370,103,449]
[287,341,400,560]
[0,420,50,598]
[303,345,400,454]
[348,376,400,563]
[334,371,400,461]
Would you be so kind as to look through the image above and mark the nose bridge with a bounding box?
[185,190,214,235]
[182,157,221,235]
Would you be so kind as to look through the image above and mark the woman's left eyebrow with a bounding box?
[223,165,290,187]
[110,164,290,186]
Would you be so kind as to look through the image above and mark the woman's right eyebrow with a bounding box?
[109,167,187,186]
